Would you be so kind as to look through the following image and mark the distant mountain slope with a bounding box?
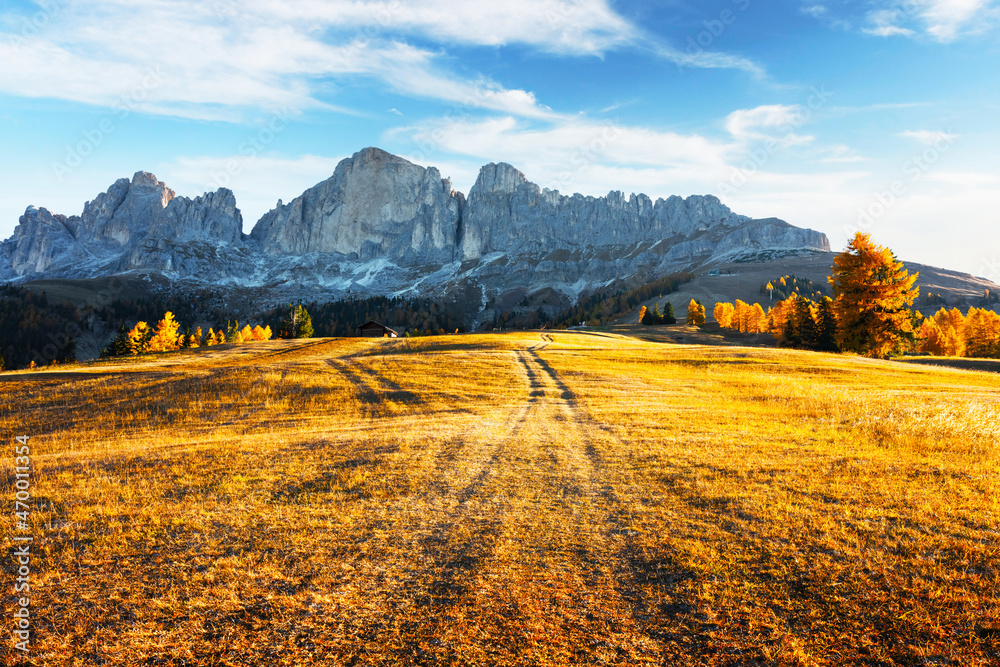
[617,252,1000,323]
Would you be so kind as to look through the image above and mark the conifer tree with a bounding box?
[663,302,677,324]
[794,298,817,349]
[830,232,919,357]
[650,303,662,325]
[815,297,839,352]
[280,304,315,338]
[101,324,131,358]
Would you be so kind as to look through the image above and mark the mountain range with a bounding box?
[0,147,832,321]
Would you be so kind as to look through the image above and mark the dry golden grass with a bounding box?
[1,331,998,665]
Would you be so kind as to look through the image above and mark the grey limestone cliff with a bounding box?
[0,171,247,282]
[251,147,463,264]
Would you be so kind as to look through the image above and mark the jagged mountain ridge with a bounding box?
[0,147,830,312]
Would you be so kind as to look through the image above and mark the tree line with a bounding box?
[708,233,999,358]
[494,273,694,330]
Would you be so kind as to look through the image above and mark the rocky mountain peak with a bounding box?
[250,147,462,260]
[472,162,530,195]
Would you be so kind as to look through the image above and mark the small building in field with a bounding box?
[357,321,399,338]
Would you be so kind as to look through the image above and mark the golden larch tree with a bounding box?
[251,325,273,341]
[733,300,749,332]
[931,308,965,356]
[686,299,705,326]
[148,312,182,352]
[127,322,151,355]
[829,232,919,357]
[713,302,735,328]
[917,319,947,356]
[767,296,798,339]
[749,303,767,333]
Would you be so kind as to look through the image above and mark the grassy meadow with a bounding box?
[1,331,999,665]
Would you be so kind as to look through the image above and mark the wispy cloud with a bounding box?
[650,44,766,78]
[863,9,917,36]
[820,144,867,163]
[806,0,998,42]
[724,105,814,145]
[899,129,961,145]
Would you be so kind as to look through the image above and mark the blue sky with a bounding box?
[1,0,998,278]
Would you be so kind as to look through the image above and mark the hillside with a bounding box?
[2,333,998,665]
[616,251,1000,323]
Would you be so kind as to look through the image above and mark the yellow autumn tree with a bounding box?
[148,312,182,352]
[251,325,272,341]
[768,296,798,339]
[686,300,706,326]
[917,318,947,355]
[638,306,647,324]
[127,322,151,355]
[930,308,965,356]
[733,300,750,332]
[829,232,919,357]
[713,302,735,328]
[965,308,1000,358]
[748,303,767,333]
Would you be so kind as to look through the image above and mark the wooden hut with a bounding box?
[357,321,399,338]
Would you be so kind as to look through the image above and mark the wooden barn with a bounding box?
[357,321,399,338]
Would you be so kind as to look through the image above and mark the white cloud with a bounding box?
[0,1,573,121]
[724,105,814,145]
[860,0,996,41]
[0,0,763,122]
[925,170,1000,187]
[899,129,961,145]
[801,5,830,18]
[402,116,734,190]
[242,0,638,56]
[920,0,994,41]
[808,0,997,41]
[863,9,916,36]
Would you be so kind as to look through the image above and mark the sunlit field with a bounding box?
[2,331,999,666]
